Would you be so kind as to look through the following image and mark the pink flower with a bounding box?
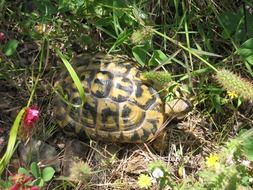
[0,32,5,42]
[10,174,36,190]
[11,173,33,184]
[9,183,21,190]
[30,186,40,190]
[9,173,41,190]
[9,183,40,190]
[23,106,40,127]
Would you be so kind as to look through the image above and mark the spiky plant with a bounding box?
[131,26,153,44]
[69,158,92,183]
[143,71,172,86]
[216,69,253,100]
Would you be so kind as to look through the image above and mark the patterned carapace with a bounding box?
[54,54,187,143]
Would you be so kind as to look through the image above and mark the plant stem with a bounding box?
[152,29,218,72]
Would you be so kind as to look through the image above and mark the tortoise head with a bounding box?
[164,98,192,119]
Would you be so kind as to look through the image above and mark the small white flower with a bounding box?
[152,168,164,178]
[241,160,251,167]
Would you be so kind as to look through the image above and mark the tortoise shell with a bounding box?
[55,54,165,143]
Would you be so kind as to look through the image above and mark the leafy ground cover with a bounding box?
[1,0,253,189]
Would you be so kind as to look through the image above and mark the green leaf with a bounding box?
[32,178,44,187]
[38,179,44,187]
[217,9,249,42]
[4,39,19,56]
[108,30,131,53]
[0,107,25,175]
[241,176,250,186]
[0,179,12,188]
[190,48,222,57]
[95,17,113,27]
[98,0,127,8]
[18,167,29,176]
[132,45,149,66]
[224,174,237,190]
[238,38,253,65]
[149,50,168,66]
[218,11,241,37]
[242,137,253,161]
[42,167,55,182]
[55,49,85,108]
[31,162,40,178]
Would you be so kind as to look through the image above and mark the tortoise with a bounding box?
[54,54,191,143]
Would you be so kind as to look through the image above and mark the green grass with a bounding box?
[1,0,253,189]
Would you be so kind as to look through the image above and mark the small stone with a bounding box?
[18,139,60,172]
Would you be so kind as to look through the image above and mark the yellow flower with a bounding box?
[227,91,238,99]
[34,23,46,34]
[137,174,152,189]
[206,153,219,168]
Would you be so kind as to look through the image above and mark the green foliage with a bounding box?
[196,129,253,189]
[140,129,253,189]
[19,162,55,187]
[218,8,253,43]
[148,160,174,189]
[132,45,174,68]
[132,44,150,66]
[238,38,253,65]
[1,162,55,189]
[200,85,226,113]
[0,108,26,175]
[148,50,169,67]
[42,167,56,182]
[4,39,19,56]
[239,130,253,162]
[58,0,85,13]
[56,49,85,108]
[0,179,11,189]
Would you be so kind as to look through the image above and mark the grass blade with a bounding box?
[0,107,26,175]
[55,49,85,107]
